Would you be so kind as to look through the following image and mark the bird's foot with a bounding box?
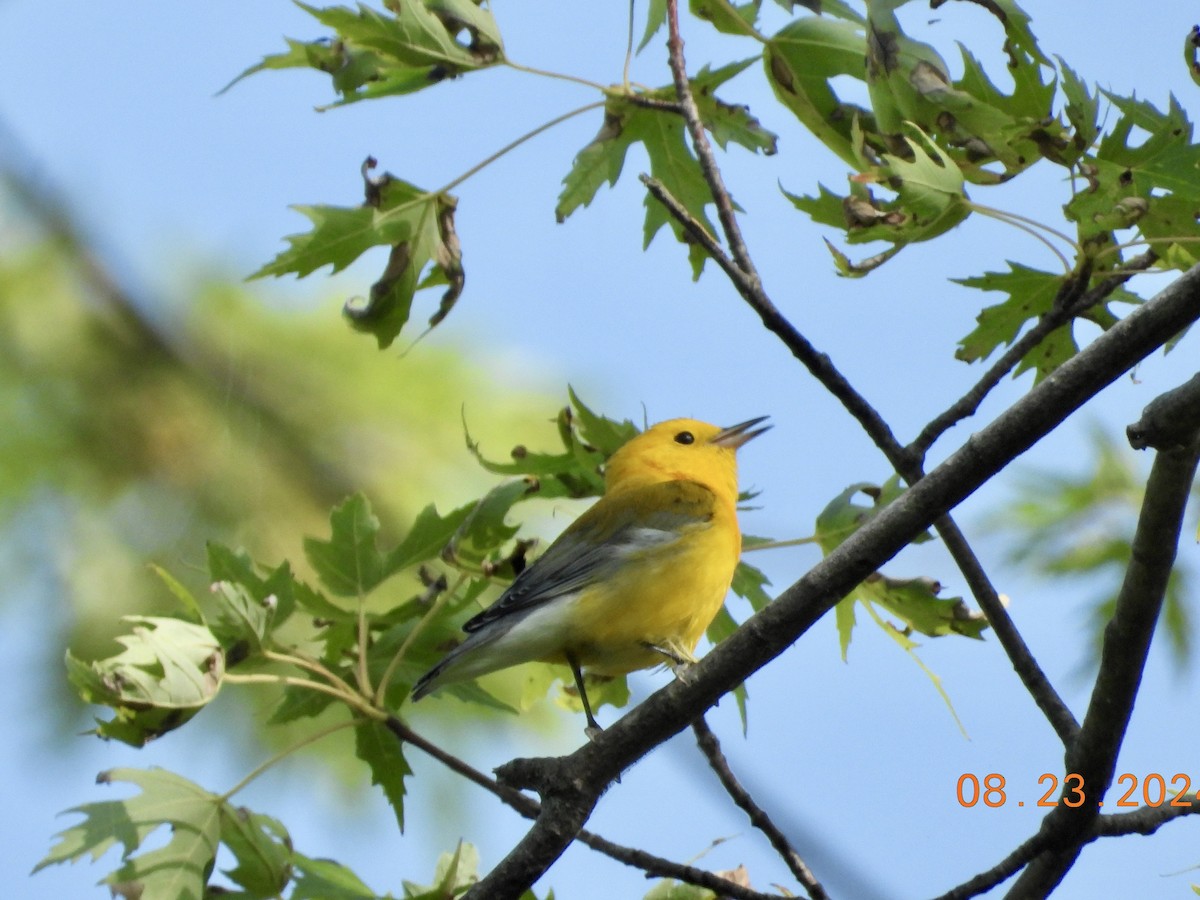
[642,641,697,681]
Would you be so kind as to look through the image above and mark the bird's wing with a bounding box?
[461,480,717,632]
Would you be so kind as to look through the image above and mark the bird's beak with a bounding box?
[711,416,771,449]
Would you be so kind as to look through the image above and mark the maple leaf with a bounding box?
[253,158,463,348]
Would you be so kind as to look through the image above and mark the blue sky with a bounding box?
[3,1,1200,898]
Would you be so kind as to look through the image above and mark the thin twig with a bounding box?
[383,716,786,900]
[663,0,759,283]
[929,832,1046,900]
[930,514,1080,744]
[653,0,1080,754]
[910,252,1157,456]
[1093,797,1200,836]
[692,717,830,900]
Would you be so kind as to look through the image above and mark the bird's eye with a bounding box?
[674,431,695,445]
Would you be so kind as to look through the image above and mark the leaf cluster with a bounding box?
[42,392,782,896]
[38,766,537,900]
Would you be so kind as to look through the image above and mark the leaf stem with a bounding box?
[623,0,635,89]
[437,101,605,195]
[1094,234,1200,263]
[374,572,466,705]
[968,202,1074,274]
[220,718,358,801]
[742,535,824,552]
[502,59,609,92]
[355,599,371,696]
[262,648,357,698]
[223,672,384,721]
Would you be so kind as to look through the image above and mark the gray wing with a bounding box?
[462,480,716,633]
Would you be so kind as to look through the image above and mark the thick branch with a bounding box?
[1127,371,1200,450]
[1006,424,1200,897]
[384,717,782,900]
[692,717,829,900]
[468,267,1200,899]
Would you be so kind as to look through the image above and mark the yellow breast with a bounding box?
[556,502,741,675]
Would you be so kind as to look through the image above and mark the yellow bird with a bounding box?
[411,416,769,731]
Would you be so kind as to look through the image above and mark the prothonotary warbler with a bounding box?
[411,416,769,732]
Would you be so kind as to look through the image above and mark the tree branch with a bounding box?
[958,376,1200,898]
[910,253,1157,456]
[930,832,1047,900]
[1007,419,1200,895]
[1093,796,1200,836]
[692,717,830,900]
[645,3,1078,748]
[384,716,782,900]
[1127,370,1200,451]
[933,796,1200,900]
[467,266,1200,899]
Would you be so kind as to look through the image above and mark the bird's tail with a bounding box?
[410,655,452,702]
[409,627,498,702]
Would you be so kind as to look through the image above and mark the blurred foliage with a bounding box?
[0,231,551,665]
[21,0,1200,896]
[986,426,1199,670]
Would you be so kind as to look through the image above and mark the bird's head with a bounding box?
[603,416,770,497]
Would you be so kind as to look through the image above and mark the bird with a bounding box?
[410,415,769,732]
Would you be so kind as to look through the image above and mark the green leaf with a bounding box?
[207,580,274,660]
[444,480,531,569]
[730,560,772,611]
[692,60,779,156]
[567,386,640,457]
[219,806,293,896]
[557,67,772,277]
[815,476,932,555]
[954,262,1091,381]
[207,543,299,627]
[786,125,969,266]
[564,96,718,276]
[386,501,474,573]
[644,878,719,899]
[37,768,222,900]
[304,493,387,596]
[253,162,462,349]
[465,393,628,500]
[355,719,412,833]
[764,16,870,169]
[555,669,631,721]
[986,427,1195,670]
[403,842,481,898]
[1066,93,1200,266]
[146,563,204,623]
[269,680,340,724]
[864,0,955,138]
[66,617,224,746]
[989,0,1050,67]
[638,0,668,52]
[250,0,506,108]
[690,0,761,37]
[1058,57,1098,154]
[292,854,385,899]
[835,593,857,661]
[783,181,848,231]
[881,126,969,234]
[859,574,987,639]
